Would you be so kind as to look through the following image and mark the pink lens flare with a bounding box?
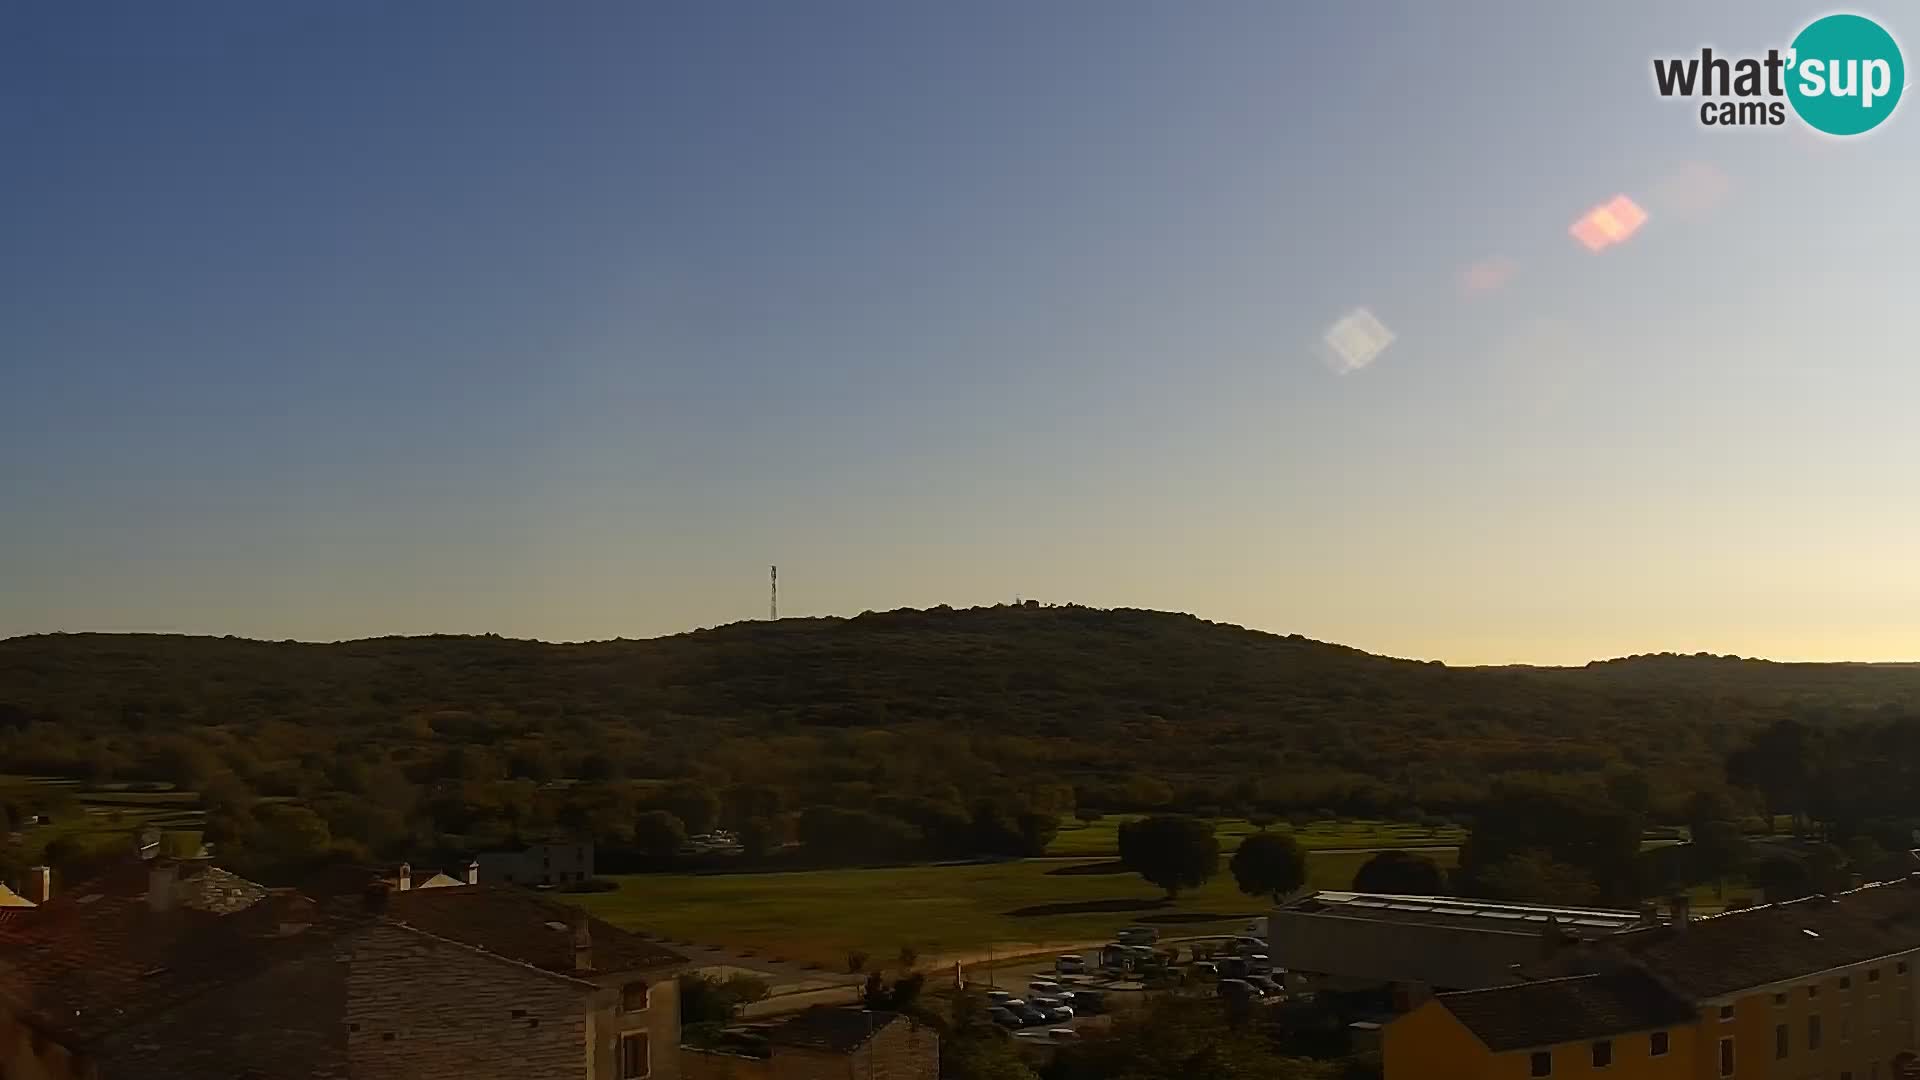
[1569,195,1648,252]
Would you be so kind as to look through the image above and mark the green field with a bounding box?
[571,848,1456,969]
[1045,816,1463,857]
[1,777,205,864]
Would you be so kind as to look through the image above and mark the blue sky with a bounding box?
[4,2,1917,663]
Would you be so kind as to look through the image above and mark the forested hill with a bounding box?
[4,606,1919,811]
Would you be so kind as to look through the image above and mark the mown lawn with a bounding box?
[1,776,206,862]
[571,848,1456,969]
[1045,816,1462,857]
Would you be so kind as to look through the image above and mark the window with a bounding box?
[1900,961,1910,975]
[1810,1014,1823,1050]
[1842,976,1853,990]
[1650,1031,1669,1057]
[621,980,649,1013]
[1810,984,1821,998]
[1720,1036,1735,1077]
[620,1033,650,1080]
[1869,968,1882,983]
[1775,992,1789,1006]
[1529,1050,1552,1077]
[1720,1004,1737,1020]
[1591,1040,1612,1067]
[1776,1023,1790,1059]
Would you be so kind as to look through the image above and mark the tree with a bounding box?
[662,780,720,835]
[1352,850,1445,895]
[1474,851,1599,905]
[1458,785,1641,903]
[633,810,688,856]
[1727,719,1815,833]
[1605,770,1652,815]
[678,972,769,1024]
[1750,853,1814,903]
[1689,820,1749,898]
[1229,831,1306,902]
[739,817,780,858]
[1117,814,1219,898]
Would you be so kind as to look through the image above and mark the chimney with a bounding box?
[465,860,480,886]
[25,865,51,905]
[148,860,178,914]
[571,909,593,973]
[1669,894,1691,930]
[397,863,412,892]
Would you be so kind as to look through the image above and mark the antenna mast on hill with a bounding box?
[770,565,778,621]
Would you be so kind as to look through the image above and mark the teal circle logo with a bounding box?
[1786,14,1904,135]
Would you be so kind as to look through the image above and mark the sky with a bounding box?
[3,2,1918,665]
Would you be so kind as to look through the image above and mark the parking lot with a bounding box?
[964,927,1290,1040]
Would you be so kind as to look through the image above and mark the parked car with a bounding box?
[1219,956,1250,979]
[1048,1028,1079,1041]
[1055,954,1087,975]
[988,1006,1021,1029]
[1246,953,1273,974]
[985,990,1014,1005]
[1027,979,1064,997]
[1231,937,1267,955]
[1070,989,1107,1015]
[1004,1000,1048,1026]
[1116,926,1159,945]
[1191,961,1219,981]
[1030,997,1074,1022]
[1217,978,1256,1000]
[1245,974,1282,996]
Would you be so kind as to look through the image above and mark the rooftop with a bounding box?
[1283,891,1648,935]
[1613,877,1920,999]
[764,1007,902,1054]
[1435,969,1696,1052]
[382,883,686,977]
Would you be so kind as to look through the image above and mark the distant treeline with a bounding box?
[6,607,1920,886]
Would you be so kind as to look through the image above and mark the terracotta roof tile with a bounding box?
[1436,969,1694,1052]
[1616,878,1920,998]
[765,1007,900,1054]
[382,885,686,976]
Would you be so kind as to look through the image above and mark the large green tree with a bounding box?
[1229,831,1306,903]
[1118,814,1219,899]
[1352,849,1445,895]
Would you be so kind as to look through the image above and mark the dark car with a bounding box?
[1004,1001,1049,1026]
[988,1006,1021,1029]
[1070,989,1107,1015]
[1245,974,1282,996]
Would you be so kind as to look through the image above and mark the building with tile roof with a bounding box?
[0,856,691,1080]
[1384,877,1920,1080]
[682,1009,937,1080]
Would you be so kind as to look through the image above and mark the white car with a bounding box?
[1027,979,1064,997]
[1055,954,1087,975]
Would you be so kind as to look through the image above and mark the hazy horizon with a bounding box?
[6,2,1918,666]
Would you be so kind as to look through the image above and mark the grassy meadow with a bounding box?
[572,847,1457,968]
[1044,815,1463,857]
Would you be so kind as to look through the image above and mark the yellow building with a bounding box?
[1386,879,1920,1080]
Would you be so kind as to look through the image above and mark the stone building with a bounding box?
[0,856,686,1079]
